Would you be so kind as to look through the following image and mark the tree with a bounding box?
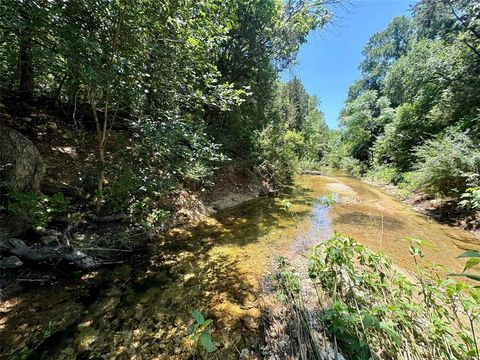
[357,16,413,95]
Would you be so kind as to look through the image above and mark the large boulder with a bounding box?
[0,125,45,192]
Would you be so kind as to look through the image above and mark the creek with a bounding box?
[2,174,479,359]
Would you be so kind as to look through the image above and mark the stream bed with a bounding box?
[1,174,479,359]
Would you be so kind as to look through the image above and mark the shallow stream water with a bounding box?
[2,174,479,359]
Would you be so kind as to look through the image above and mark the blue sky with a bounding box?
[283,0,416,128]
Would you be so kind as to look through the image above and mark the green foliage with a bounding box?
[329,0,480,200]
[255,124,302,188]
[459,174,480,210]
[306,233,480,359]
[318,194,338,207]
[8,192,70,228]
[144,209,171,233]
[358,16,413,92]
[411,130,480,196]
[189,309,214,354]
[0,0,333,215]
[451,250,480,284]
[338,157,365,178]
[460,186,480,211]
[365,164,399,184]
[339,90,395,164]
[321,130,349,169]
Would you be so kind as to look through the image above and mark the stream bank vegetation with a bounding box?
[271,233,480,360]
[322,0,480,234]
[0,0,332,281]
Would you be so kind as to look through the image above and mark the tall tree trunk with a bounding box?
[19,1,33,97]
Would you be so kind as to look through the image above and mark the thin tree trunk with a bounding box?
[91,101,106,215]
[91,8,124,215]
[19,20,33,97]
[18,0,34,97]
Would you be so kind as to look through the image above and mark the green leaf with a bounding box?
[187,37,199,46]
[450,273,480,282]
[200,332,214,353]
[379,321,400,345]
[457,250,480,259]
[464,258,480,272]
[192,309,205,324]
[464,274,480,282]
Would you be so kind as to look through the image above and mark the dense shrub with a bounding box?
[255,124,302,188]
[411,130,480,196]
[338,156,365,178]
[365,164,400,184]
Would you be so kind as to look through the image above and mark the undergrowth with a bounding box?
[274,233,480,360]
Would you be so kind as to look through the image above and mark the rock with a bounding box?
[240,348,250,360]
[62,131,73,140]
[242,316,258,331]
[75,326,99,351]
[41,178,84,200]
[183,273,195,285]
[46,121,58,131]
[0,255,23,269]
[134,306,144,321]
[41,234,59,245]
[173,347,182,355]
[0,125,45,192]
[35,226,46,235]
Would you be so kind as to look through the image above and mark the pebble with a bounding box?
[242,316,258,331]
[174,316,182,327]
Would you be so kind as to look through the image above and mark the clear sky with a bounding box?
[283,0,416,128]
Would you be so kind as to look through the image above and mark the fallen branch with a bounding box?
[78,247,132,252]
[86,212,128,222]
[4,238,97,270]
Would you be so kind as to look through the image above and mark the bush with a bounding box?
[338,156,365,177]
[365,164,400,184]
[255,125,302,188]
[8,192,70,228]
[411,130,480,196]
[459,174,480,210]
[273,233,480,359]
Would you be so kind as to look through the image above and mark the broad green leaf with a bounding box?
[192,309,205,324]
[200,332,214,353]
